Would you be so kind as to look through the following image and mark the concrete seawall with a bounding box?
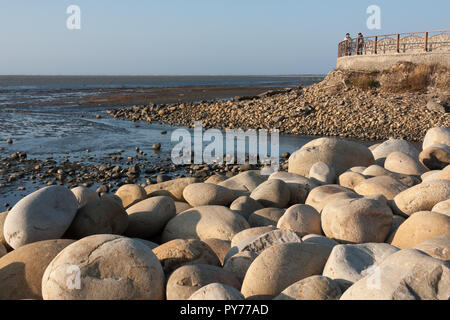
[337,52,450,72]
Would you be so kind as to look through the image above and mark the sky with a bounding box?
[0,0,448,75]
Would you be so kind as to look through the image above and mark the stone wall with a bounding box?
[336,52,450,72]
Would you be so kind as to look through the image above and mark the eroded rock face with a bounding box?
[274,276,342,300]
[340,249,450,300]
[241,242,332,299]
[288,138,375,177]
[321,198,393,244]
[390,211,450,249]
[42,235,165,300]
[188,283,244,300]
[0,239,74,300]
[166,264,240,300]
[4,186,78,249]
[230,226,277,248]
[161,206,250,243]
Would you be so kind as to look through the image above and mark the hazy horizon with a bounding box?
[1,0,448,75]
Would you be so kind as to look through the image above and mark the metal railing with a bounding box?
[338,29,450,58]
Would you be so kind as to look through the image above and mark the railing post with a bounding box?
[424,32,429,52]
[374,36,378,54]
[396,34,400,53]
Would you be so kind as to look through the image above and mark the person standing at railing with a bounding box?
[357,33,365,55]
[343,33,353,56]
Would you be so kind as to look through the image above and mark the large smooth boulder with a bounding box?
[340,249,450,300]
[371,139,420,166]
[183,183,235,207]
[354,175,408,201]
[390,211,450,249]
[161,206,249,242]
[269,172,318,205]
[338,171,366,190]
[71,186,99,208]
[65,198,128,239]
[288,138,375,177]
[414,235,450,261]
[241,242,332,299]
[4,186,78,249]
[420,144,450,170]
[0,239,74,300]
[175,201,192,214]
[223,251,258,284]
[145,177,200,202]
[432,199,450,216]
[304,184,355,213]
[166,264,240,300]
[321,198,393,244]
[363,165,420,187]
[250,179,290,208]
[248,208,285,227]
[0,211,10,250]
[218,171,267,197]
[153,239,220,276]
[309,161,336,185]
[115,184,147,209]
[42,235,165,300]
[125,196,176,238]
[277,204,322,236]
[386,215,406,244]
[392,180,450,216]
[229,196,264,220]
[274,276,342,300]
[302,234,338,248]
[323,243,399,289]
[423,127,450,150]
[202,238,231,265]
[384,152,426,176]
[189,283,244,300]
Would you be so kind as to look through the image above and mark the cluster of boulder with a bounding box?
[0,127,449,300]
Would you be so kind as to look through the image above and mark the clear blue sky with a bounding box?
[0,0,448,75]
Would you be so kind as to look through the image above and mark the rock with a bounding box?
[218,171,267,197]
[371,139,420,166]
[419,144,450,170]
[223,251,258,284]
[4,186,78,249]
[338,171,366,190]
[392,180,450,216]
[414,235,450,261]
[175,201,192,214]
[241,242,332,299]
[384,151,426,175]
[189,283,245,300]
[145,177,200,202]
[166,264,240,300]
[71,186,99,208]
[153,239,220,276]
[363,164,392,177]
[183,183,235,207]
[349,166,367,174]
[321,198,393,244]
[277,204,322,236]
[302,234,338,248]
[426,100,446,113]
[229,196,264,220]
[288,138,375,177]
[202,238,231,265]
[115,184,147,209]
[269,172,318,205]
[432,199,450,216]
[162,206,250,242]
[391,211,450,249]
[0,243,5,258]
[423,127,450,150]
[305,184,356,213]
[225,229,303,263]
[125,196,176,238]
[0,211,10,250]
[340,249,450,300]
[0,239,74,300]
[248,207,285,227]
[440,165,450,180]
[230,226,277,247]
[323,243,399,289]
[354,175,408,201]
[152,143,161,150]
[205,174,228,184]
[274,275,342,300]
[6,138,13,144]
[362,165,420,187]
[133,238,159,250]
[386,215,406,244]
[65,198,129,239]
[249,179,290,208]
[422,170,442,182]
[42,235,165,300]
[309,161,336,184]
